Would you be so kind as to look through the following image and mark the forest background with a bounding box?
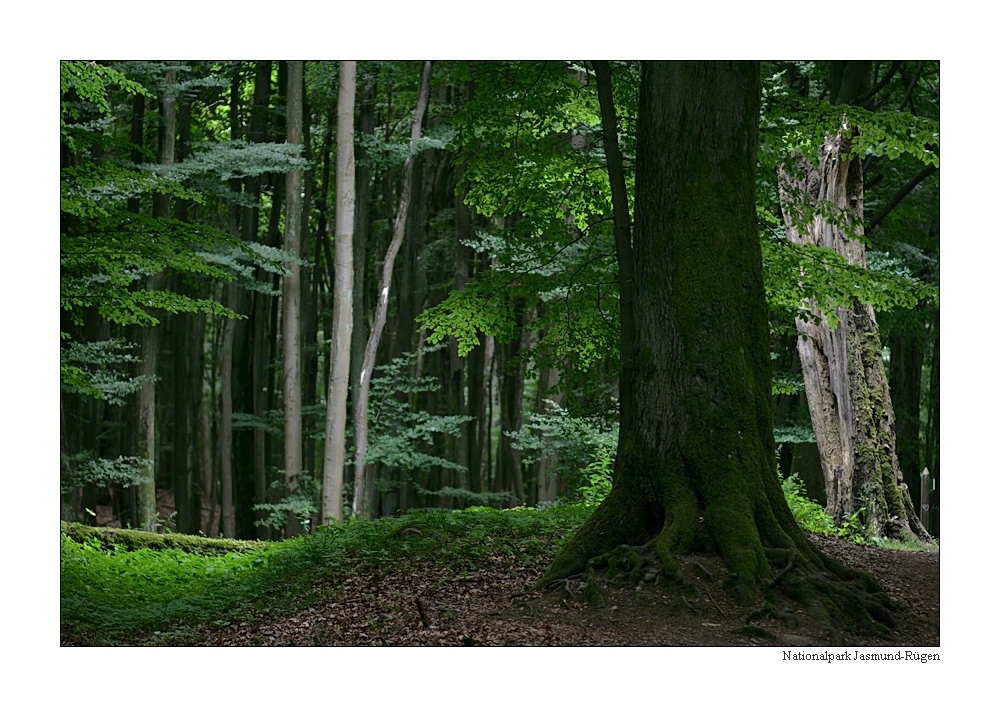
[8,5,995,723]
[56,57,943,539]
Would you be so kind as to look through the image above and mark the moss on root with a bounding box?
[537,501,900,638]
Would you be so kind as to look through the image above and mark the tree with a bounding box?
[282,60,305,535]
[130,64,177,531]
[321,60,356,524]
[538,62,893,629]
[352,61,433,518]
[775,61,935,542]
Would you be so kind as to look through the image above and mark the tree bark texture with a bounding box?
[283,60,305,535]
[322,60,356,524]
[543,62,784,596]
[777,132,931,542]
[539,64,896,630]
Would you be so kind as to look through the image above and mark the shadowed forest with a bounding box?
[60,60,940,648]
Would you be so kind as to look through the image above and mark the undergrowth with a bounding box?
[61,470,934,645]
[60,504,590,645]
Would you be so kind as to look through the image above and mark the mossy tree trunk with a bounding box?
[538,63,894,629]
[777,134,931,543]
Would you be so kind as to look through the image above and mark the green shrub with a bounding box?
[780,471,836,535]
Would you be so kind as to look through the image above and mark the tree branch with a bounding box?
[867,164,938,232]
[855,61,901,106]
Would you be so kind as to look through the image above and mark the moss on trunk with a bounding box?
[537,61,899,635]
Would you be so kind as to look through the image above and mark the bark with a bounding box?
[924,306,939,535]
[777,133,931,542]
[321,60,356,524]
[352,61,433,518]
[494,300,527,506]
[592,60,635,422]
[283,60,305,536]
[239,61,274,540]
[538,63,896,632]
[131,66,177,532]
[219,287,239,540]
[534,363,565,504]
[219,68,243,541]
[350,82,377,430]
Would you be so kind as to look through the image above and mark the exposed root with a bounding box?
[539,531,899,640]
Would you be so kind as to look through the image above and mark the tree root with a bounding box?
[540,535,899,639]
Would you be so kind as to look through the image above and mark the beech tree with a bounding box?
[352,61,433,518]
[282,60,305,535]
[538,62,893,628]
[321,60,356,524]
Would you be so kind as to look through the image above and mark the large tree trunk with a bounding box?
[777,133,931,543]
[538,62,894,632]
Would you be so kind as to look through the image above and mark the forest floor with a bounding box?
[74,493,939,647]
[143,535,939,648]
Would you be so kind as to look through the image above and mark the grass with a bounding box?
[61,484,936,645]
[60,504,591,645]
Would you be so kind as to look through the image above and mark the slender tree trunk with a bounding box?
[220,305,237,539]
[219,68,243,540]
[300,90,319,488]
[494,300,526,506]
[535,362,564,504]
[239,60,273,540]
[777,133,931,542]
[132,66,177,532]
[352,61,433,518]
[350,82,377,433]
[592,60,636,421]
[282,61,305,535]
[322,60,356,524]
[888,316,923,509]
[924,305,939,535]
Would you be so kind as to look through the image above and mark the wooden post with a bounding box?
[920,467,931,530]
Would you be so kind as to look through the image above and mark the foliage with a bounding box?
[759,62,939,171]
[60,337,148,403]
[364,346,472,487]
[61,504,591,644]
[779,470,873,544]
[509,399,617,502]
[781,471,836,535]
[60,529,270,641]
[578,439,615,506]
[757,61,940,336]
[761,236,938,336]
[61,61,151,152]
[773,423,815,445]
[60,451,149,496]
[419,280,518,355]
[254,473,321,534]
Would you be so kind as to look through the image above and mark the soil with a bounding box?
[156,532,938,647]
